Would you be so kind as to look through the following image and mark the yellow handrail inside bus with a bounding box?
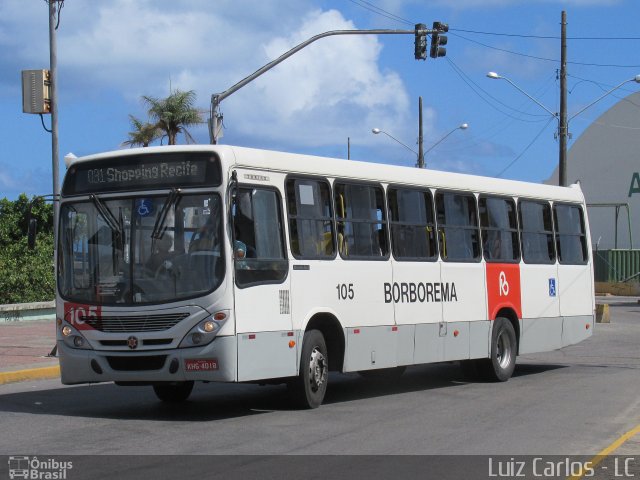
[440,229,447,259]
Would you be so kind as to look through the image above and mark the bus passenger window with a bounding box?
[234,188,288,287]
[334,182,388,260]
[554,204,588,264]
[519,200,555,264]
[479,196,520,263]
[435,192,480,262]
[388,187,437,261]
[286,178,335,259]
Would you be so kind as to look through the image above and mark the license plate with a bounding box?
[184,359,218,371]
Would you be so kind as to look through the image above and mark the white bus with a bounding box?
[55,145,594,408]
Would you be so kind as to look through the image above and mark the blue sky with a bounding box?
[1,0,639,199]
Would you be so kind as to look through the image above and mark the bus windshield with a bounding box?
[58,192,224,305]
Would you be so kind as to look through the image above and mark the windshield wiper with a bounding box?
[90,194,126,269]
[151,188,181,239]
[90,194,121,234]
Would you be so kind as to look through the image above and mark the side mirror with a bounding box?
[27,218,38,250]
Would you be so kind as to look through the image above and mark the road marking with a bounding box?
[0,365,60,385]
[568,423,640,480]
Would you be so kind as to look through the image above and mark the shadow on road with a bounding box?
[511,363,566,378]
[0,362,567,421]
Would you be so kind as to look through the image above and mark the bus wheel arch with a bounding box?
[289,329,329,409]
[495,307,521,355]
[484,316,518,382]
[303,313,345,373]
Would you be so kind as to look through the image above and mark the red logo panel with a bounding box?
[63,302,101,331]
[486,263,522,320]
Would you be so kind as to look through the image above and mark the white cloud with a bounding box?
[0,0,411,149]
[224,9,411,146]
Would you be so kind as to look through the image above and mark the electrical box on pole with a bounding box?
[414,24,427,60]
[430,21,448,59]
[21,69,51,114]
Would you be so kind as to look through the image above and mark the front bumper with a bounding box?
[58,335,237,385]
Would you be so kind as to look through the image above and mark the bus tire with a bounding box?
[152,381,194,402]
[289,329,328,409]
[358,366,406,380]
[482,317,517,382]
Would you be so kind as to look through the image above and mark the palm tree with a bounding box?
[142,89,204,145]
[121,115,161,148]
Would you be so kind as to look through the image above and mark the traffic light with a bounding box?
[430,21,448,59]
[414,23,427,60]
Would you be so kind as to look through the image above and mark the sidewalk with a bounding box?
[0,319,59,384]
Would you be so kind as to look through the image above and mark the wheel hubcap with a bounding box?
[496,330,512,369]
[308,347,327,392]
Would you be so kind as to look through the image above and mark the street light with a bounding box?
[424,123,469,158]
[486,72,557,118]
[568,74,640,121]
[486,71,640,186]
[372,123,468,168]
[371,128,418,156]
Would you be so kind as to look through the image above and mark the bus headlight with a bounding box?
[179,311,228,348]
[59,323,93,350]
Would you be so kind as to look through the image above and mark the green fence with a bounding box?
[593,249,640,283]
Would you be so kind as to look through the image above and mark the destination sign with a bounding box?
[62,152,221,195]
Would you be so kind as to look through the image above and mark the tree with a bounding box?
[0,195,54,304]
[121,115,161,148]
[142,89,204,145]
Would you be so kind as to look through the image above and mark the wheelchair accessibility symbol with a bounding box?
[136,199,154,217]
[549,278,557,297]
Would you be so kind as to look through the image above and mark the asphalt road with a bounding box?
[0,297,638,463]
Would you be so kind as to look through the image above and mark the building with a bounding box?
[547,90,640,251]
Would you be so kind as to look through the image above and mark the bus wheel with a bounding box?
[289,329,328,409]
[358,366,406,380]
[483,317,517,382]
[153,381,194,402]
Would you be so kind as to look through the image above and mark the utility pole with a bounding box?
[417,96,425,168]
[558,10,568,187]
[48,0,60,243]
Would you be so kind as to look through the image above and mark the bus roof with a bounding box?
[70,144,585,203]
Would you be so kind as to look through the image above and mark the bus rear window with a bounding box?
[554,204,588,265]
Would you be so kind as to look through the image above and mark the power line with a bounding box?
[346,0,413,26]
[446,57,550,122]
[451,32,559,62]
[438,72,559,154]
[496,117,555,177]
[451,28,558,39]
[452,32,640,68]
[346,0,640,68]
[451,28,640,41]
[567,74,640,112]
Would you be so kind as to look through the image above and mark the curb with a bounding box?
[0,301,56,323]
[595,303,610,323]
[0,365,60,385]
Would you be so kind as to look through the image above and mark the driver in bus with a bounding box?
[147,234,175,275]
